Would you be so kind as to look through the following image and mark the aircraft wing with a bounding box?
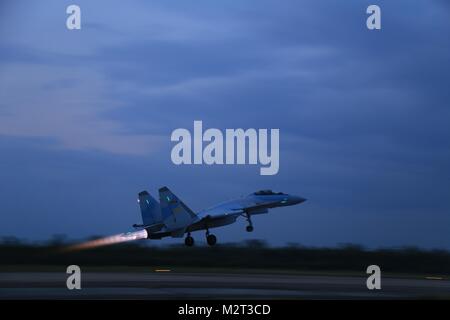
[188,200,271,233]
[198,206,244,220]
[198,199,273,219]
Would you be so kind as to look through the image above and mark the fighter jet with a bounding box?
[67,187,306,251]
[133,187,306,246]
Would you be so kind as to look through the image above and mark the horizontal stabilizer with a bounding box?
[133,222,165,233]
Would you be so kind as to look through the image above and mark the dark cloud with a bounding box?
[0,0,449,248]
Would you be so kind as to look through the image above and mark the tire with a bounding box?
[185,236,194,247]
[206,234,217,246]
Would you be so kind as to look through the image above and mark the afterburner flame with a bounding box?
[64,229,148,252]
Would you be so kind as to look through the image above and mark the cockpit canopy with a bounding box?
[254,190,285,196]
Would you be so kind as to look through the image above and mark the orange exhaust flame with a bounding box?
[63,229,148,252]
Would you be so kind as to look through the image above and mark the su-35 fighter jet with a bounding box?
[67,187,306,251]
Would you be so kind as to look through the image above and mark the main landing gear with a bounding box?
[185,233,194,247]
[206,229,217,246]
[184,231,217,246]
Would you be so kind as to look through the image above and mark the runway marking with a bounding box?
[425,276,444,280]
[155,269,172,272]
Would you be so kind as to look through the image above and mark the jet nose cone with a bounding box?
[292,196,306,204]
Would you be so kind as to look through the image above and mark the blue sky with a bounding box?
[0,0,449,248]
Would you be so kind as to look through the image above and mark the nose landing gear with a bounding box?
[245,212,254,232]
[185,233,194,247]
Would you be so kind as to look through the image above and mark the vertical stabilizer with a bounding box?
[158,187,197,233]
[138,191,162,225]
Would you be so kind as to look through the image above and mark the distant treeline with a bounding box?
[1,237,449,275]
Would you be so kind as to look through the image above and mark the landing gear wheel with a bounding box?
[206,234,217,246]
[246,225,254,232]
[185,236,194,247]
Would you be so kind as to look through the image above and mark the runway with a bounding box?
[0,272,449,299]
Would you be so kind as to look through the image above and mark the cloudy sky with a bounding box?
[0,0,449,248]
